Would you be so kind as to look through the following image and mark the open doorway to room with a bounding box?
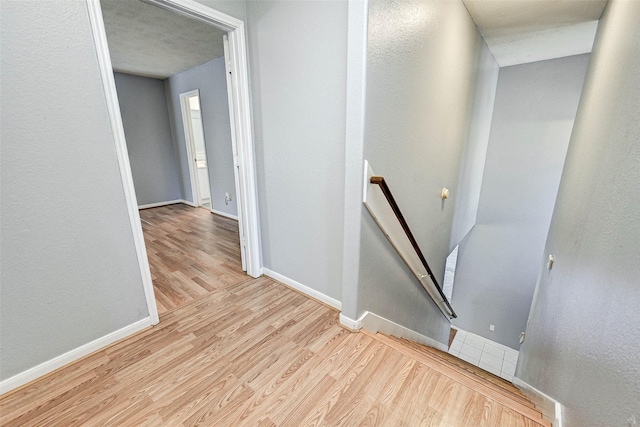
[88,0,261,321]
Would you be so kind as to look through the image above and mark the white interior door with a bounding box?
[180,90,211,208]
[189,98,211,208]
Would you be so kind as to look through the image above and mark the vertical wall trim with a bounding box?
[225,21,264,277]
[223,33,248,271]
[341,0,369,320]
[86,0,160,325]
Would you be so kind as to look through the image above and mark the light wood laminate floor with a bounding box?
[0,205,547,426]
[140,204,246,315]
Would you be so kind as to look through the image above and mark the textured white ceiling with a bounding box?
[101,0,226,79]
[103,0,608,77]
[463,0,608,66]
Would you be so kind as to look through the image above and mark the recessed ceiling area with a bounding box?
[463,0,608,66]
[101,0,226,79]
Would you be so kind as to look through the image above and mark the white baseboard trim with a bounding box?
[512,377,563,427]
[262,268,342,311]
[0,317,152,396]
[339,313,362,331]
[359,311,449,352]
[138,199,195,209]
[210,209,238,220]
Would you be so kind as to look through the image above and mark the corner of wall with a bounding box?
[339,313,363,331]
[360,311,449,352]
[512,377,563,427]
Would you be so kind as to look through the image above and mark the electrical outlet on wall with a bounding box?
[489,325,495,331]
[628,415,637,427]
[225,192,232,205]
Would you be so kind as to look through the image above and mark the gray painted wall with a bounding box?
[518,1,640,425]
[245,0,347,300]
[358,0,497,344]
[449,46,499,251]
[165,57,238,217]
[0,0,149,381]
[451,55,590,350]
[114,72,182,206]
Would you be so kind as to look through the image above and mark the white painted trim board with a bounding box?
[262,269,341,311]
[339,311,448,353]
[222,33,247,272]
[138,199,194,209]
[339,313,362,331]
[512,377,563,427]
[340,0,369,321]
[361,311,449,352]
[210,208,238,221]
[0,318,152,396]
[86,0,160,325]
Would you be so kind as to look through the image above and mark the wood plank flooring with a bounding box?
[0,279,547,426]
[0,204,548,426]
[140,204,246,315]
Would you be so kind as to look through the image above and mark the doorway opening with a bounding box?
[87,0,262,325]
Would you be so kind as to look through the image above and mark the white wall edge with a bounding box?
[138,199,186,209]
[339,313,362,331]
[86,0,159,325]
[340,0,369,321]
[263,268,342,311]
[0,317,152,396]
[512,377,563,427]
[210,209,239,221]
[360,311,449,352]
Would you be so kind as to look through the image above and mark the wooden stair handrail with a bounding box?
[370,176,457,318]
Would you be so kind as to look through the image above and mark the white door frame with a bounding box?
[86,0,263,326]
[223,34,247,271]
[179,89,209,207]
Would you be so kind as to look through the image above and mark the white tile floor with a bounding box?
[448,328,518,382]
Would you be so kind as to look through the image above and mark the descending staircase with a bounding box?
[363,175,550,425]
[365,331,551,427]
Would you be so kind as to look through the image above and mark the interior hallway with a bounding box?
[140,204,246,315]
[0,277,547,426]
[0,206,548,426]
